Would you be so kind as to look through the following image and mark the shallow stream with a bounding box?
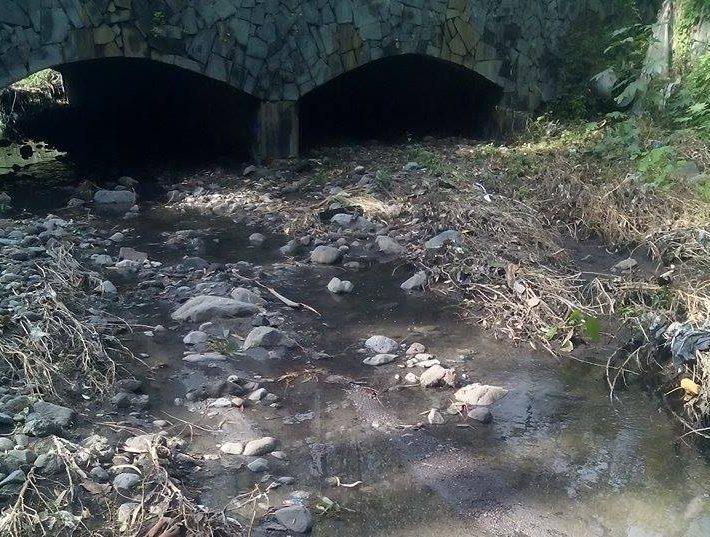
[3,166,710,537]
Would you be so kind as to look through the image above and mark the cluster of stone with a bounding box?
[1,0,611,107]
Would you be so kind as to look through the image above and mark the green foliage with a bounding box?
[407,147,452,176]
[9,70,62,94]
[636,145,686,187]
[671,52,710,135]
[151,10,166,36]
[546,1,648,119]
[673,0,710,70]
[605,23,655,105]
[374,169,393,190]
[566,309,602,343]
[592,114,644,158]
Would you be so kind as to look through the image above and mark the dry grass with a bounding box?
[0,434,246,537]
[0,245,127,396]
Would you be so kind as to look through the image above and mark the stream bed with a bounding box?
[1,164,709,537]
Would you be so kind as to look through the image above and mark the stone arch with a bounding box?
[298,52,505,148]
[0,0,612,156]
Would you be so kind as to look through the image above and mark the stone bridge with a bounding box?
[0,0,607,157]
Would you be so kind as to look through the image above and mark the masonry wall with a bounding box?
[0,0,615,111]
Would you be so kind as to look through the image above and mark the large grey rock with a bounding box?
[275,505,314,533]
[93,190,136,205]
[23,401,74,437]
[364,335,399,354]
[171,295,260,322]
[424,230,461,249]
[243,327,296,350]
[310,245,341,264]
[243,436,277,456]
[363,353,397,366]
[454,384,508,406]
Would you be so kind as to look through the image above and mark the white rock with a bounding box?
[424,230,461,249]
[419,364,448,388]
[454,383,509,406]
[406,343,426,355]
[182,352,227,363]
[427,409,445,424]
[249,233,265,245]
[208,397,233,408]
[327,277,354,294]
[220,442,244,455]
[230,287,266,305]
[401,271,427,290]
[243,437,277,456]
[613,258,638,271]
[363,354,397,366]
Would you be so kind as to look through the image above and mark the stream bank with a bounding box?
[0,148,709,535]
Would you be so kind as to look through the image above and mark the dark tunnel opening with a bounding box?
[19,58,258,163]
[299,54,504,149]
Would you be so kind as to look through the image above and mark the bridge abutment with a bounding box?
[257,101,299,160]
